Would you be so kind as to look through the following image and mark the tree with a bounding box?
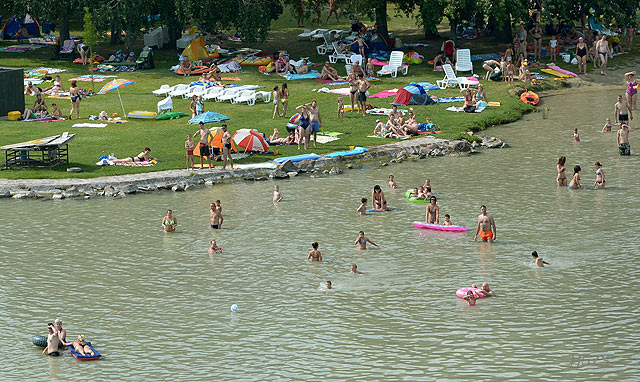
[13,0,79,46]
[418,0,446,39]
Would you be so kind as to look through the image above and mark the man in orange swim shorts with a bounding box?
[474,205,496,243]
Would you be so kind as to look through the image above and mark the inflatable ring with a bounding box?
[520,91,539,105]
[32,335,65,348]
[404,189,429,204]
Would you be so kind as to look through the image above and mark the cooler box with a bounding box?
[8,111,21,120]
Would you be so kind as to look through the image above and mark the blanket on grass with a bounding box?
[446,106,487,113]
[279,70,319,80]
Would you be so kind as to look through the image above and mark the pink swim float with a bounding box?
[412,221,468,231]
[547,65,578,78]
[456,287,487,299]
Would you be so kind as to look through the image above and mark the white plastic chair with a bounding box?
[377,51,408,78]
[233,90,257,106]
[310,29,329,41]
[455,49,473,75]
[437,64,476,89]
[316,32,334,55]
[216,88,242,102]
[255,91,271,103]
[157,96,173,114]
[169,84,190,97]
[182,85,206,99]
[329,42,354,64]
[152,84,171,97]
[202,87,224,101]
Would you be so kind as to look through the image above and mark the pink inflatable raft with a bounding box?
[547,64,578,78]
[412,221,468,232]
[456,287,488,299]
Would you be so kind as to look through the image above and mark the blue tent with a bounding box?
[391,84,435,106]
[1,14,41,40]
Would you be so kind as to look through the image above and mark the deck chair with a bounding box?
[437,64,476,89]
[169,84,190,98]
[310,29,329,41]
[152,84,171,97]
[183,85,206,99]
[316,32,334,55]
[216,88,242,102]
[157,96,173,114]
[255,91,271,103]
[202,87,224,101]
[233,90,257,106]
[59,40,75,60]
[377,51,408,78]
[329,42,354,64]
[455,49,473,75]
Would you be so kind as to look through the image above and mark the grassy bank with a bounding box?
[1,9,625,180]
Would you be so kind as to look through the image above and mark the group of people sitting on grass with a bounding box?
[21,93,63,120]
[372,106,419,138]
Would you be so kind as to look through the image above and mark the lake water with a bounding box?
[1,89,638,380]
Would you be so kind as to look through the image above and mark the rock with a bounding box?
[83,195,91,200]
[471,141,479,148]
[296,159,316,172]
[255,176,268,181]
[380,162,389,167]
[346,164,354,169]
[389,159,397,163]
[77,185,94,195]
[204,180,215,186]
[328,166,343,175]
[184,183,198,191]
[448,140,472,153]
[0,189,11,198]
[52,193,64,200]
[486,139,504,149]
[396,152,407,160]
[62,186,81,198]
[138,184,159,192]
[276,160,297,173]
[243,176,255,181]
[118,184,138,194]
[12,193,29,199]
[171,184,185,192]
[322,169,330,174]
[12,191,39,199]
[287,171,298,177]
[103,185,117,197]
[270,169,290,179]
[46,188,63,194]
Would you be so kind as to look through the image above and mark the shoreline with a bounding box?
[0,135,506,200]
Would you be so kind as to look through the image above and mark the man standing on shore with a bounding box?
[474,205,496,243]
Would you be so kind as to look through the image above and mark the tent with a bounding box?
[1,14,41,40]
[181,37,211,62]
[391,84,436,106]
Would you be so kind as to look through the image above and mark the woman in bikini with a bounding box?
[68,80,81,119]
[63,334,95,357]
[557,156,567,186]
[371,185,388,211]
[625,71,637,111]
[43,75,65,95]
[354,231,378,250]
[593,162,605,189]
[529,23,543,59]
[568,165,583,190]
[162,209,177,232]
[272,85,280,119]
[575,37,589,75]
[425,196,440,224]
[280,83,289,118]
[348,72,358,112]
[518,24,527,56]
[111,147,154,164]
[461,88,477,113]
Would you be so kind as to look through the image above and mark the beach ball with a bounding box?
[112,113,118,117]
[230,304,239,312]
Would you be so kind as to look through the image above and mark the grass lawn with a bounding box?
[0,7,610,180]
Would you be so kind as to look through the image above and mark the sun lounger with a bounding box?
[201,87,224,101]
[377,51,408,78]
[329,42,355,64]
[216,88,242,102]
[152,84,171,97]
[255,91,271,103]
[455,49,473,75]
[169,84,190,98]
[157,96,173,114]
[182,85,206,99]
[232,90,257,106]
[437,64,477,89]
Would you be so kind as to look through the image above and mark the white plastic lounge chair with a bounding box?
[437,64,477,89]
[182,85,206,99]
[202,87,224,101]
[310,29,329,41]
[169,84,190,98]
[298,29,324,40]
[455,49,473,75]
[350,54,363,66]
[329,42,354,64]
[152,84,171,97]
[216,88,242,102]
[377,51,408,78]
[157,96,173,114]
[255,91,271,103]
[233,90,257,106]
[316,32,335,55]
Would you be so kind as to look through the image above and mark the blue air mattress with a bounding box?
[274,153,322,163]
[324,147,368,158]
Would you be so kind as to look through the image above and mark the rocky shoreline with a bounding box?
[0,135,506,200]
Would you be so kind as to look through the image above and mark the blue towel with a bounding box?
[280,70,319,80]
[324,147,368,158]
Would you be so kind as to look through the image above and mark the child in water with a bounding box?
[325,281,332,289]
[388,175,397,189]
[308,242,323,261]
[273,185,283,203]
[208,240,222,254]
[602,118,612,133]
[351,264,364,274]
[463,290,477,306]
[356,198,367,215]
[531,251,551,267]
[337,97,345,118]
[573,128,581,142]
[354,231,378,250]
[442,214,452,226]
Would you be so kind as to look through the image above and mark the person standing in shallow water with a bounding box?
[594,162,605,189]
[557,156,567,186]
[162,210,177,232]
[474,205,496,243]
[617,123,630,155]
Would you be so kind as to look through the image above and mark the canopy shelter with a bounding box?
[1,14,40,40]
[0,132,76,169]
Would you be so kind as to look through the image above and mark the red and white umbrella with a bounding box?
[232,129,269,152]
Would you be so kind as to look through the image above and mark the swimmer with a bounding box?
[388,175,397,189]
[602,118,612,133]
[325,280,332,289]
[557,156,567,186]
[480,282,495,297]
[62,334,95,357]
[463,290,476,306]
[573,128,580,142]
[351,264,364,274]
[531,251,551,267]
[208,240,222,254]
[162,210,177,232]
[568,165,583,189]
[425,196,440,224]
[372,185,388,211]
[425,187,434,199]
[408,187,419,198]
[474,205,496,242]
[54,319,66,344]
[273,185,283,203]
[308,242,323,261]
[356,198,367,215]
[354,231,378,250]
[594,162,605,189]
[442,214,452,226]
[423,179,431,190]
[415,186,427,200]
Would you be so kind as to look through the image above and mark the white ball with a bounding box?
[230,304,238,312]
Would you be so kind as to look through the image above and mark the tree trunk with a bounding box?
[58,9,70,47]
[374,0,390,49]
[110,21,120,45]
[449,19,457,41]
[125,33,134,54]
[492,13,513,43]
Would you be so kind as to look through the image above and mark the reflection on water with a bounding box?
[0,89,638,380]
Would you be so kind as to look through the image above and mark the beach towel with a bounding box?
[318,131,343,136]
[69,75,117,82]
[370,89,399,98]
[368,135,412,139]
[279,70,319,80]
[434,96,465,103]
[0,44,46,53]
[23,79,44,85]
[488,102,501,107]
[366,108,408,116]
[23,118,64,122]
[446,106,487,113]
[73,123,107,127]
[470,53,502,61]
[26,67,67,75]
[324,147,367,158]
[314,136,340,144]
[47,93,71,100]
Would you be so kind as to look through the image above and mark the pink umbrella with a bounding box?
[232,129,269,152]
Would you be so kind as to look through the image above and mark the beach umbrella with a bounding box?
[97,79,135,118]
[232,129,269,152]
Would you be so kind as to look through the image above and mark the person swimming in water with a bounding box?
[210,203,223,229]
[474,205,496,242]
[325,280,333,289]
[308,242,323,261]
[356,198,367,215]
[208,240,222,254]
[568,165,583,189]
[371,185,388,211]
[426,196,440,224]
[471,282,495,297]
[351,264,364,274]
[273,185,283,203]
[593,162,605,189]
[388,175,397,189]
[354,231,378,250]
[531,251,551,267]
[162,209,177,232]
